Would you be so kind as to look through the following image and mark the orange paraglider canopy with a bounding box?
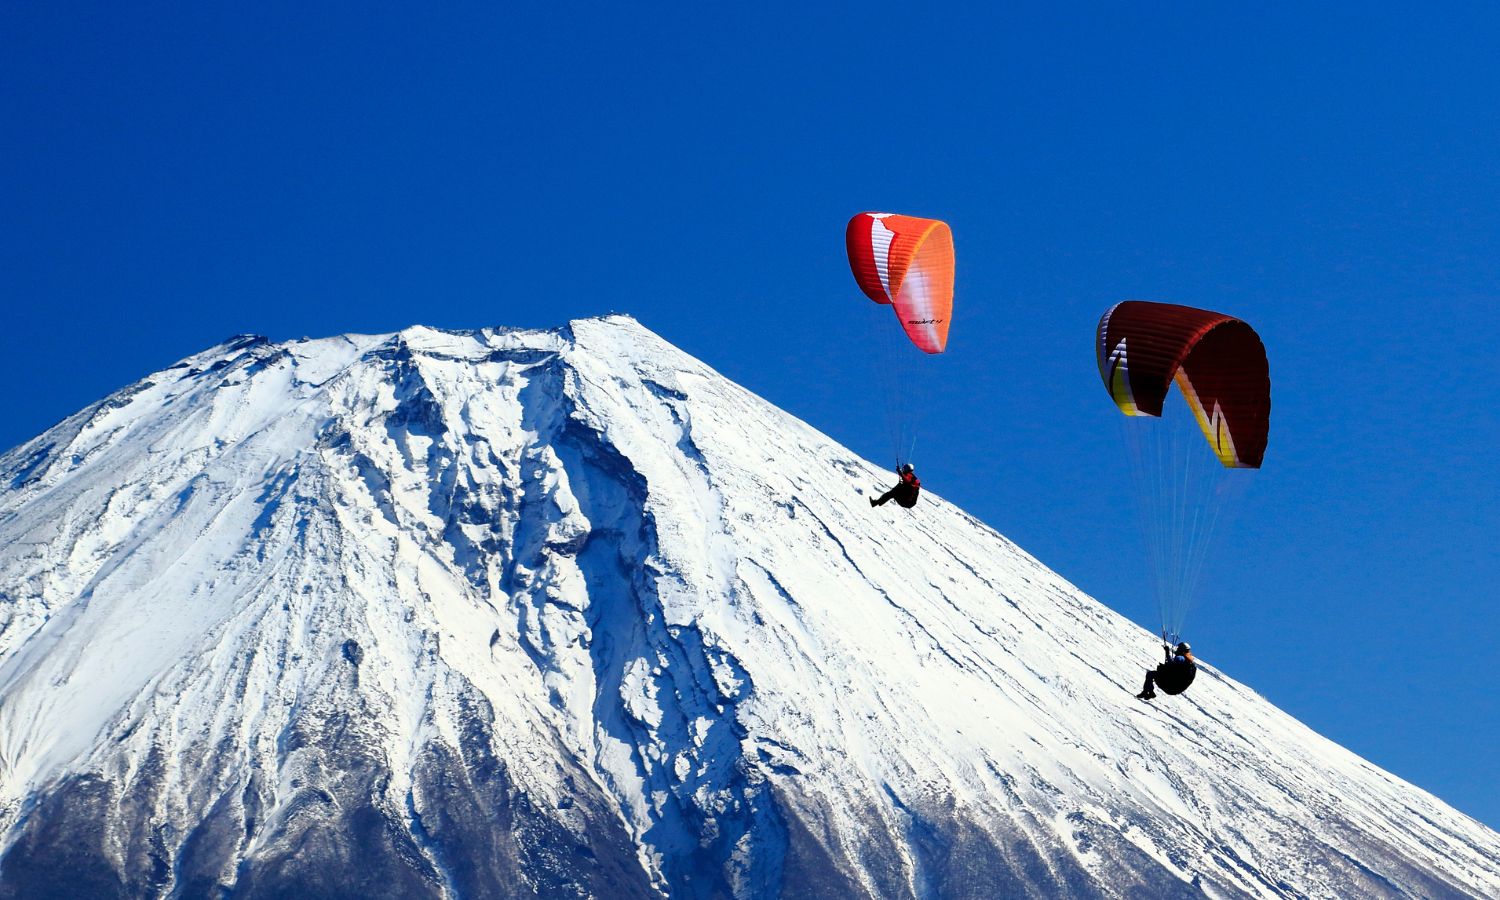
[846,213,955,354]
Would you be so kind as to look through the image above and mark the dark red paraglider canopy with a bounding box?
[1096,301,1271,468]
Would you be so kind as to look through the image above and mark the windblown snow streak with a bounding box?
[0,317,1495,899]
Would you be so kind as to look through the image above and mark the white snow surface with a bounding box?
[0,316,1495,898]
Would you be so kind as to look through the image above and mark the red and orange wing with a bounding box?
[846,212,955,354]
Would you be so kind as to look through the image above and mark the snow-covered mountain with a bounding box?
[0,316,1495,899]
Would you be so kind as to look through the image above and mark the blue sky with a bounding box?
[4,4,1498,828]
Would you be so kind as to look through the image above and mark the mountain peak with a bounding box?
[0,320,1495,898]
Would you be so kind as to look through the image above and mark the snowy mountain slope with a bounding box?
[0,315,1495,899]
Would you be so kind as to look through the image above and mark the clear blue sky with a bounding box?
[5,4,1497,828]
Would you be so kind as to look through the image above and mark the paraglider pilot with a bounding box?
[871,463,921,509]
[1137,642,1196,700]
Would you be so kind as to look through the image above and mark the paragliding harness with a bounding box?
[894,468,921,508]
[1146,633,1197,696]
[872,463,921,509]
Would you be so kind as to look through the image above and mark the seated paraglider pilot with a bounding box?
[871,463,921,509]
[1137,642,1196,700]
